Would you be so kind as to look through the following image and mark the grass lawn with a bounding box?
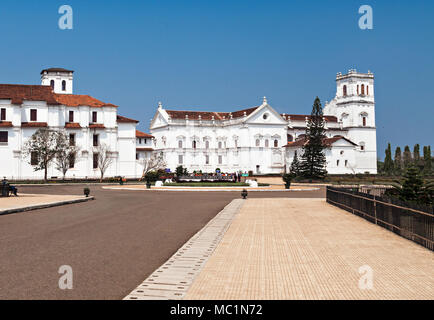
[163,182,270,187]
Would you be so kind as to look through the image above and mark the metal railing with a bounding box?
[326,186,434,251]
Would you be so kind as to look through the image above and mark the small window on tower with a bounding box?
[274,140,279,148]
[367,85,369,95]
[362,117,367,127]
[30,109,37,121]
[0,108,5,121]
[361,84,365,95]
[343,85,347,97]
[50,80,55,90]
[62,80,66,91]
[69,110,74,123]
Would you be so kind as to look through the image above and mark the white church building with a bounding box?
[0,68,153,180]
[150,69,377,175]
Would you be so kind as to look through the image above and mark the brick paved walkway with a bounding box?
[185,198,434,300]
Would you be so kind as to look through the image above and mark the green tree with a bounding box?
[176,165,184,177]
[299,97,327,179]
[413,144,421,164]
[403,145,412,169]
[23,129,66,182]
[423,146,432,174]
[389,166,433,205]
[383,143,394,175]
[289,150,301,178]
[394,146,402,175]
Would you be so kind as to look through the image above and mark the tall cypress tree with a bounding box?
[394,146,402,175]
[383,143,394,175]
[423,145,432,174]
[413,144,421,163]
[299,97,327,179]
[403,145,412,169]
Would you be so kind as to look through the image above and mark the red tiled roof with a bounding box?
[0,121,13,127]
[21,122,48,128]
[136,148,154,152]
[281,114,338,122]
[0,84,59,105]
[54,94,118,108]
[165,106,259,121]
[285,136,357,148]
[89,123,105,129]
[65,122,82,129]
[136,130,154,138]
[117,115,139,123]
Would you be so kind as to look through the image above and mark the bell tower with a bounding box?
[324,69,377,173]
[41,68,74,94]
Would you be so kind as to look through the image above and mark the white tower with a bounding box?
[324,69,377,173]
[41,68,74,94]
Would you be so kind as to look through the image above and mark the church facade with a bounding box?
[150,70,377,175]
[0,68,152,180]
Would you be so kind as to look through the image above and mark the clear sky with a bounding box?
[0,0,433,159]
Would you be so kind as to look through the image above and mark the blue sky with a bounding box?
[0,0,433,159]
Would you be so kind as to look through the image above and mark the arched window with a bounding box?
[343,85,347,97]
[205,140,209,149]
[50,80,55,89]
[274,140,278,148]
[192,140,196,149]
[62,80,66,91]
[178,140,183,148]
[218,141,222,149]
[362,116,367,127]
[265,139,269,148]
[287,134,293,142]
[255,139,260,147]
[361,84,365,95]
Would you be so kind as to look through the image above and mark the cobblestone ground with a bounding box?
[185,198,434,300]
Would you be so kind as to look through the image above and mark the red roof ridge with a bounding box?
[117,115,139,123]
[136,130,154,138]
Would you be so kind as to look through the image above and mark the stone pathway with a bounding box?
[185,198,434,300]
[0,194,92,215]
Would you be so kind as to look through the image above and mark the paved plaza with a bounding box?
[185,198,434,300]
[0,193,90,214]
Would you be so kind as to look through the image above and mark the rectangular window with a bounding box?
[362,117,367,127]
[92,111,97,123]
[69,154,75,168]
[345,160,348,167]
[93,153,99,169]
[0,131,8,143]
[69,111,74,123]
[136,153,139,160]
[69,133,75,146]
[205,155,209,165]
[31,151,38,165]
[336,160,340,167]
[93,134,99,147]
[144,139,147,144]
[178,155,183,164]
[0,108,5,121]
[139,138,142,144]
[30,109,37,121]
[218,155,222,165]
